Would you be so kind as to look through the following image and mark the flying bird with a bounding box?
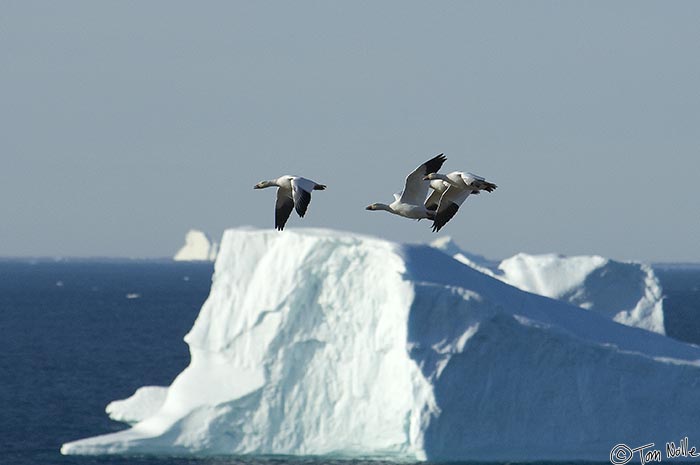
[424,178,452,212]
[254,176,326,230]
[424,171,497,211]
[365,153,447,220]
[424,171,498,232]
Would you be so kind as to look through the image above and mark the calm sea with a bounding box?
[1,260,697,465]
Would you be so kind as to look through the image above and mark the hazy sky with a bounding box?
[2,1,699,262]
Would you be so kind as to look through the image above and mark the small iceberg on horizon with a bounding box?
[173,229,218,262]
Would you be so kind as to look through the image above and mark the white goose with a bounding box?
[366,154,447,220]
[424,178,452,212]
[423,171,497,232]
[424,171,496,211]
[254,176,326,230]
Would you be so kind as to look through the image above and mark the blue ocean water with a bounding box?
[1,260,698,465]
[0,260,211,465]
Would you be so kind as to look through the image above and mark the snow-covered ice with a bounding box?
[173,230,218,262]
[63,229,700,461]
[431,237,665,334]
[106,386,168,425]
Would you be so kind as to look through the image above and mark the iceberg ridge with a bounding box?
[431,237,665,334]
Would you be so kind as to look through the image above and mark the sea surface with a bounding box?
[1,260,698,465]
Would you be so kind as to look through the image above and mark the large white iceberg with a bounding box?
[173,229,218,262]
[431,237,665,334]
[63,229,700,461]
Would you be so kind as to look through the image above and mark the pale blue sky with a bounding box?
[2,1,699,262]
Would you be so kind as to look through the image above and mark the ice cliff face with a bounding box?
[173,229,218,261]
[431,237,665,334]
[63,229,700,461]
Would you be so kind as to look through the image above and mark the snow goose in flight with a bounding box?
[424,178,451,212]
[365,153,447,220]
[424,171,496,211]
[424,171,497,232]
[254,176,326,230]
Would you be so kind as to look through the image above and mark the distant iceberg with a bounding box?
[173,230,218,262]
[431,237,665,334]
[63,229,700,461]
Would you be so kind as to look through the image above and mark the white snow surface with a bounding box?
[173,230,218,261]
[63,229,700,461]
[106,386,168,425]
[431,237,665,334]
